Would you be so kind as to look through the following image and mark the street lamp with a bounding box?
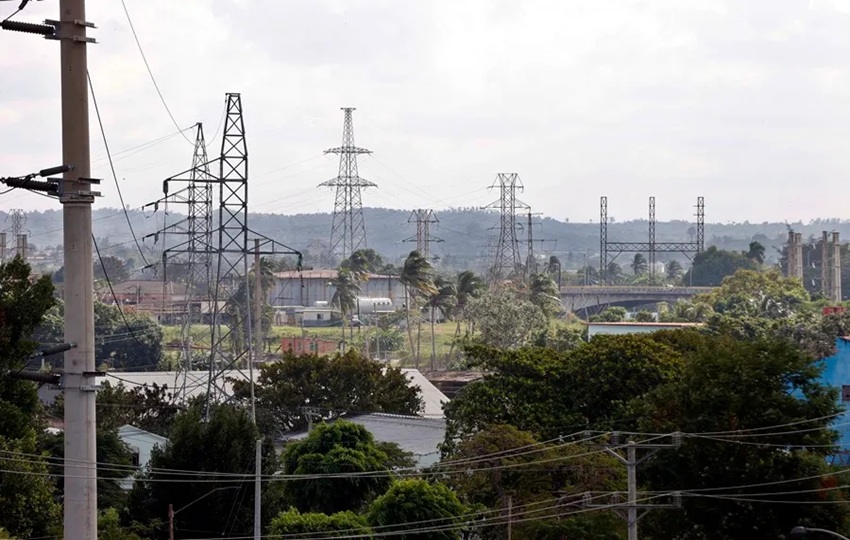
[791,526,850,539]
[169,486,239,540]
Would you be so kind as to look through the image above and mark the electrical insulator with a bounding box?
[610,431,620,445]
[0,19,55,36]
[672,431,682,447]
[4,177,58,194]
[38,165,71,177]
[672,491,682,507]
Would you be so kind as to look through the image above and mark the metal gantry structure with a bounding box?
[484,173,529,283]
[403,209,443,259]
[319,108,376,261]
[599,196,705,283]
[145,93,302,411]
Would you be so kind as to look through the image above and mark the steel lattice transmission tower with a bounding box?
[143,123,214,400]
[319,108,376,260]
[3,209,28,261]
[403,209,443,259]
[484,173,528,283]
[145,93,302,412]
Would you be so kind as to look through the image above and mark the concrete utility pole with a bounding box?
[59,0,98,537]
[254,239,263,366]
[4,5,105,536]
[254,438,262,540]
[585,435,681,540]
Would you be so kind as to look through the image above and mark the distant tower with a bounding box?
[822,231,832,301]
[319,108,376,260]
[404,209,443,259]
[786,231,803,280]
[833,232,842,303]
[5,209,27,260]
[484,173,527,283]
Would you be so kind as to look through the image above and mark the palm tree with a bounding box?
[665,260,684,282]
[631,254,648,276]
[545,255,562,287]
[426,276,457,371]
[527,273,561,318]
[448,270,485,360]
[342,249,373,282]
[606,262,624,284]
[399,251,437,369]
[329,269,360,351]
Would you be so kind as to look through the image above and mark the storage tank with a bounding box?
[355,297,394,315]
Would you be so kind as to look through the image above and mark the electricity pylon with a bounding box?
[319,108,376,261]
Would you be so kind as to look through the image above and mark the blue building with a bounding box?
[818,337,850,464]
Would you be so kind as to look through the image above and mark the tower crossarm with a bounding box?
[324,146,372,155]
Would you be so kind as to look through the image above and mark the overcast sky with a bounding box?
[2,0,850,224]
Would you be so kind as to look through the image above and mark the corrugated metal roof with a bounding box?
[97,368,447,418]
[281,413,446,468]
[273,270,399,280]
[585,322,704,327]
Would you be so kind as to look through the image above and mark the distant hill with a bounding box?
[5,207,848,273]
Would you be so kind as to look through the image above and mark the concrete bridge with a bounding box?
[560,285,714,315]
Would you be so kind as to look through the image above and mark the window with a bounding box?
[316,313,323,320]
[131,452,140,468]
[842,385,850,403]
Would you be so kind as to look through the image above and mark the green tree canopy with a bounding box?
[445,424,624,540]
[683,246,758,286]
[93,255,130,283]
[233,350,422,433]
[0,257,61,538]
[50,380,181,437]
[35,300,164,371]
[633,331,849,539]
[665,259,684,282]
[630,253,648,275]
[526,273,561,318]
[466,288,546,349]
[126,403,283,538]
[367,479,468,540]
[745,240,766,264]
[697,268,810,319]
[443,335,682,448]
[40,427,133,511]
[269,508,371,537]
[281,420,393,514]
[589,306,627,322]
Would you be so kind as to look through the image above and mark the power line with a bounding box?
[88,71,150,267]
[118,0,192,144]
[92,234,153,355]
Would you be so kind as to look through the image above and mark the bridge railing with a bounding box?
[559,286,714,295]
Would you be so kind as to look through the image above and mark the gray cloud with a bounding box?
[2,0,850,224]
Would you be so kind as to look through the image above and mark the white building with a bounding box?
[295,305,339,327]
[281,413,446,469]
[269,270,405,310]
[116,425,168,490]
[586,321,703,339]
